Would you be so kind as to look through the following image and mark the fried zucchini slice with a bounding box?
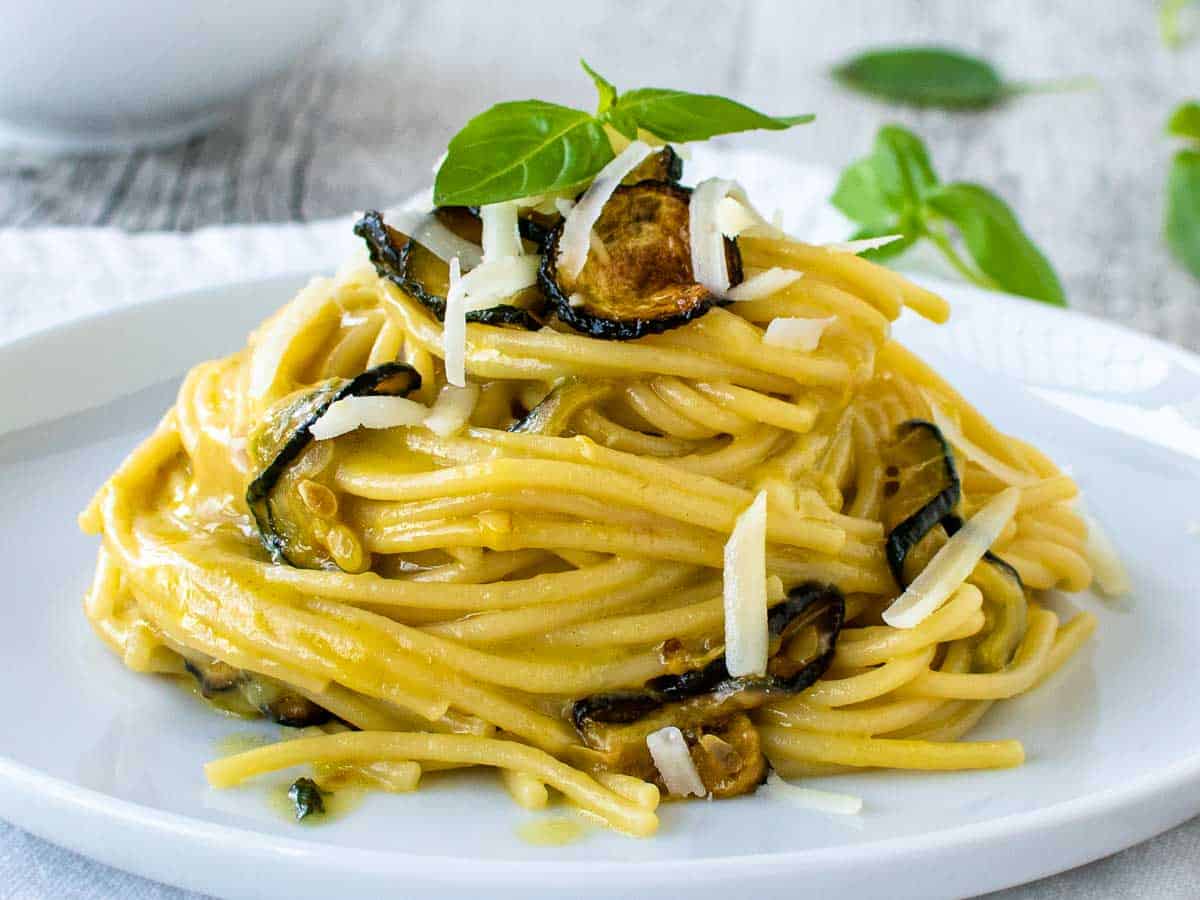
[245,362,421,569]
[354,210,542,329]
[540,182,743,340]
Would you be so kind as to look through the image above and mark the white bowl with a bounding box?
[0,1,343,153]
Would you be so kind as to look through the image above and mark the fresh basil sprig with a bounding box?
[832,124,1065,305]
[1166,101,1200,280]
[832,46,1093,110]
[433,61,813,206]
[1161,0,1198,49]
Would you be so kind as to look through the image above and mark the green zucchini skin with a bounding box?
[288,777,326,821]
[353,210,542,331]
[245,362,421,567]
[883,419,962,585]
[571,582,844,731]
[507,378,614,435]
[539,181,743,341]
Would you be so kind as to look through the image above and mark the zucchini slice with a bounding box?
[622,145,684,186]
[540,182,743,340]
[508,377,614,435]
[354,211,543,330]
[881,420,961,585]
[571,582,843,797]
[183,654,332,727]
[246,362,421,569]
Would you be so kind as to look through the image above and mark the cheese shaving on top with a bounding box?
[763,772,863,815]
[725,268,803,302]
[723,490,769,678]
[646,726,706,797]
[557,140,653,279]
[443,255,540,388]
[1083,513,1131,598]
[823,234,904,254]
[388,208,483,271]
[926,396,1038,487]
[690,178,740,296]
[423,383,480,437]
[763,316,837,352]
[479,202,523,263]
[883,487,1021,629]
[310,395,429,441]
[444,256,467,387]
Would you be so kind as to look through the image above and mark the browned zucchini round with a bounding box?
[539,182,743,340]
[246,362,421,569]
[353,211,543,330]
[622,145,684,186]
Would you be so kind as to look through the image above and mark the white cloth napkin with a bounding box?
[0,150,1189,899]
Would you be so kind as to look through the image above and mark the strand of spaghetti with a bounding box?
[334,457,846,553]
[1035,612,1098,687]
[205,732,658,837]
[797,646,937,707]
[650,377,758,435]
[836,584,985,668]
[379,282,798,393]
[422,563,697,644]
[759,727,1024,770]
[663,427,787,480]
[692,382,818,434]
[731,279,892,342]
[1000,540,1091,592]
[623,382,724,439]
[573,409,694,457]
[901,607,1059,699]
[758,695,949,736]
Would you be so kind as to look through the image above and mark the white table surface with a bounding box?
[2,1,1199,897]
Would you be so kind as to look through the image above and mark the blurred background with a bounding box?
[1,1,1199,897]
[2,0,1198,349]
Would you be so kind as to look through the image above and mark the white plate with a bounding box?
[1,274,1199,900]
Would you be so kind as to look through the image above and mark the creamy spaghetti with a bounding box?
[80,151,1100,836]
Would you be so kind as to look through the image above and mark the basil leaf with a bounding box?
[831,124,938,226]
[1161,0,1197,49]
[1167,149,1200,280]
[612,88,812,142]
[833,47,1005,108]
[580,59,618,116]
[434,101,614,206]
[927,182,1066,305]
[1167,101,1200,141]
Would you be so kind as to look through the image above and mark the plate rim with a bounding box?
[3,272,1200,897]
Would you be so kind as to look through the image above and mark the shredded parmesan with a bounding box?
[725,268,803,302]
[763,772,863,815]
[423,383,480,437]
[646,726,706,797]
[723,490,769,677]
[690,178,739,296]
[883,487,1021,629]
[557,140,653,279]
[823,234,904,254]
[444,256,467,387]
[716,195,764,238]
[479,202,523,263]
[310,395,429,441]
[1083,513,1131,597]
[387,208,483,271]
[763,316,837,352]
[926,397,1038,487]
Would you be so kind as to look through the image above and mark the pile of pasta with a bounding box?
[80,232,1097,836]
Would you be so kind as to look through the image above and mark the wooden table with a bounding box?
[1,2,1198,897]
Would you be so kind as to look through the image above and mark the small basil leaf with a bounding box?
[831,157,899,227]
[927,182,1066,305]
[834,47,1005,108]
[580,59,618,116]
[1167,101,1200,142]
[830,124,939,228]
[1167,148,1200,280]
[1161,0,1197,49]
[873,125,940,209]
[612,88,813,142]
[434,100,613,207]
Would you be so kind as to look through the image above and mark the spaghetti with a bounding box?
[80,156,1100,837]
